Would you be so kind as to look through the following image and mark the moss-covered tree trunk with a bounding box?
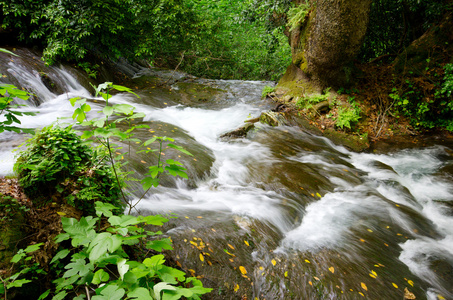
[281,0,372,91]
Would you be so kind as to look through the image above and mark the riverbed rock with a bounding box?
[220,123,255,139]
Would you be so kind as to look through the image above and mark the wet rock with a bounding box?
[220,123,255,139]
[259,111,287,127]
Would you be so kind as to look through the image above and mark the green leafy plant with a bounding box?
[261,86,276,98]
[287,2,310,32]
[335,97,362,129]
[295,92,330,110]
[44,202,211,300]
[0,194,29,224]
[0,243,45,300]
[14,125,123,214]
[0,83,36,134]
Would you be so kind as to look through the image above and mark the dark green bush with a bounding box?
[14,126,123,215]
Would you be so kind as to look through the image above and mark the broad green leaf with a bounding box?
[113,104,134,115]
[50,249,70,264]
[69,96,82,107]
[37,290,50,300]
[82,103,91,112]
[95,201,117,218]
[92,284,125,300]
[154,282,177,300]
[108,214,141,227]
[141,177,159,190]
[92,269,110,285]
[158,266,186,285]
[81,130,93,139]
[143,254,166,269]
[88,232,123,262]
[146,238,173,252]
[117,258,129,280]
[103,106,114,116]
[63,258,93,278]
[51,291,68,300]
[141,215,168,226]
[7,279,32,288]
[123,271,138,285]
[167,143,193,156]
[127,287,153,300]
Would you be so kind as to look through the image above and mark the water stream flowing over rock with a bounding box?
[1,49,452,299]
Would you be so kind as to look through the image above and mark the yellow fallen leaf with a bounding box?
[367,229,373,232]
[234,284,239,292]
[259,266,264,270]
[239,266,247,275]
[244,240,249,246]
[309,281,313,286]
[371,270,377,277]
[329,267,335,273]
[361,282,368,291]
[369,273,376,279]
[211,228,216,232]
[384,243,389,247]
[438,295,446,300]
[228,244,235,250]
[316,192,322,198]
[197,216,203,219]
[56,212,66,216]
[359,292,365,297]
[271,259,277,266]
[190,241,197,247]
[407,279,414,287]
[284,271,288,277]
[314,277,320,281]
[305,259,311,263]
[360,239,366,242]
[199,253,204,262]
[392,283,398,289]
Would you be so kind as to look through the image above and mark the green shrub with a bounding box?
[261,86,276,98]
[14,126,122,215]
[295,92,330,109]
[335,97,362,129]
[287,2,310,32]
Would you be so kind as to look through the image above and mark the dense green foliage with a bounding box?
[359,0,447,61]
[390,63,453,131]
[0,0,199,64]
[14,126,123,214]
[46,202,211,300]
[178,0,291,80]
[0,0,290,80]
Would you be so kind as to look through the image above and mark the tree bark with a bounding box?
[282,0,372,89]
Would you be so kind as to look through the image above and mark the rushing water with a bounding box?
[1,49,452,299]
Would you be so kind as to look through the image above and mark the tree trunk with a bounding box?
[281,0,372,91]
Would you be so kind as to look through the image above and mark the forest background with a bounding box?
[1,0,452,135]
